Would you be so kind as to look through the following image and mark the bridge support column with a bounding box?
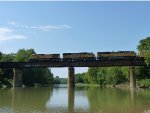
[13,68,23,87]
[68,67,75,88]
[129,66,136,89]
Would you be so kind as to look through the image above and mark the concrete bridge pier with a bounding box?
[68,67,75,88]
[13,68,23,87]
[129,66,136,89]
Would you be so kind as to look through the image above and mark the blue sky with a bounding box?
[0,1,150,77]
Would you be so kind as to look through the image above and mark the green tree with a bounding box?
[137,37,150,51]
[137,37,150,79]
[144,51,150,65]
[97,68,106,86]
[0,53,14,80]
[83,72,90,84]
[75,73,85,83]
[0,49,55,87]
[0,54,15,62]
[59,78,67,84]
[87,67,99,84]
[107,67,127,85]
[137,37,150,65]
[23,68,54,86]
[0,53,14,87]
[14,49,54,86]
[83,67,128,86]
[54,76,61,84]
[14,49,35,62]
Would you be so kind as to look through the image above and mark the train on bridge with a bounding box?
[29,51,143,62]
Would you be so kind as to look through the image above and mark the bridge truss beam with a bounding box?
[0,58,146,68]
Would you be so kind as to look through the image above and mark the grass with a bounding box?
[75,83,100,87]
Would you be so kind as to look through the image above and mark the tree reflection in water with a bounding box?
[11,87,53,112]
[86,87,150,113]
[0,86,150,113]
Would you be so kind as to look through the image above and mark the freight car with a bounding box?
[29,54,60,62]
[63,52,95,61]
[97,51,136,60]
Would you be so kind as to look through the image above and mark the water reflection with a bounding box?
[0,87,53,113]
[46,87,89,113]
[12,87,52,112]
[86,87,150,113]
[0,86,150,113]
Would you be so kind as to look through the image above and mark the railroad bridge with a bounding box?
[0,57,147,88]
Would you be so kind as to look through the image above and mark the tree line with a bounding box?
[0,37,150,88]
[75,37,150,88]
[0,49,54,87]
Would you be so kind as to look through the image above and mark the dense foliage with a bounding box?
[75,73,85,83]
[0,49,54,87]
[54,76,61,84]
[136,37,150,87]
[75,37,150,88]
[75,67,128,86]
[54,76,67,84]
[137,37,150,65]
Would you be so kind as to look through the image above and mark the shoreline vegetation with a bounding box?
[75,83,150,89]
[0,37,150,89]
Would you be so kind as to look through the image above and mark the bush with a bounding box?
[137,79,150,88]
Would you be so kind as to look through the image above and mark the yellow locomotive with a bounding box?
[63,52,95,61]
[29,51,137,62]
[97,51,136,60]
[30,54,60,61]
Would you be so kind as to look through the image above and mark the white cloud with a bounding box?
[12,35,26,39]
[0,27,27,41]
[8,21,29,28]
[8,21,71,31]
[0,28,12,32]
[8,21,18,26]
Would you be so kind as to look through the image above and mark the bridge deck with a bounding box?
[0,58,147,68]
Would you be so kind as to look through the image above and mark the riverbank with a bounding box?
[75,83,150,90]
[75,83,100,87]
[75,83,129,89]
[0,81,150,90]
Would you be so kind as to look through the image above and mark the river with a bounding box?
[0,86,150,113]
